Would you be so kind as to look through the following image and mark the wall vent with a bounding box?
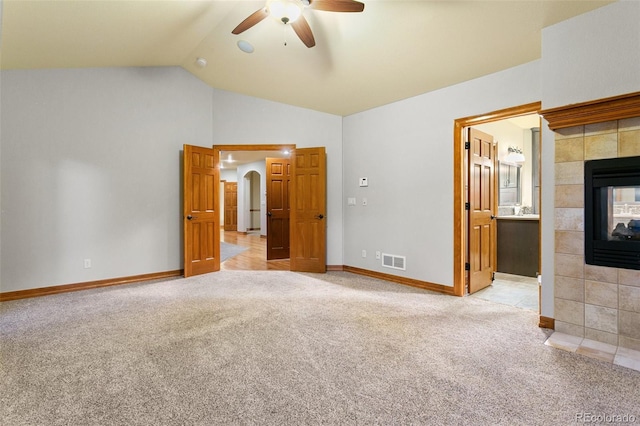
[382,253,406,270]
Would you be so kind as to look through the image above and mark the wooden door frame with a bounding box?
[453,102,542,297]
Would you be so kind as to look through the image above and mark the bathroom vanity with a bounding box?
[496,215,539,277]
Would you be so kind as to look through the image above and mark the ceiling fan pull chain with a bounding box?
[283,24,288,46]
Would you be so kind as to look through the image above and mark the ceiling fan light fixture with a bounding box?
[268,0,302,24]
[237,40,254,53]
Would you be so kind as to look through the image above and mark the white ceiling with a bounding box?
[0,0,614,116]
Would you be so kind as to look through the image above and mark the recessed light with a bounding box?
[237,40,254,54]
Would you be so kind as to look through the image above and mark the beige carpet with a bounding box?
[1,271,639,425]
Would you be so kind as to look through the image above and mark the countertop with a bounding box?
[497,215,540,220]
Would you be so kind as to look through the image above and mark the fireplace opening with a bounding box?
[585,155,640,269]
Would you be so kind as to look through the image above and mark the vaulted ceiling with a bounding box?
[0,0,614,116]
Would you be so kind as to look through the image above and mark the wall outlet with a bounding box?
[361,249,367,258]
[375,251,381,260]
[84,259,92,269]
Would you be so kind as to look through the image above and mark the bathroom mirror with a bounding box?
[498,161,521,206]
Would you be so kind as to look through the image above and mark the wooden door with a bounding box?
[224,182,238,231]
[468,128,497,293]
[266,157,291,260]
[290,147,326,272]
[183,144,220,277]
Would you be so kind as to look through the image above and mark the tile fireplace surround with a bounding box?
[548,96,640,350]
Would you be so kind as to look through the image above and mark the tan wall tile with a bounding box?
[555,298,585,326]
[555,126,585,140]
[584,264,618,283]
[584,304,617,333]
[555,208,584,232]
[555,185,584,208]
[585,133,617,160]
[618,130,640,157]
[619,285,640,313]
[619,310,640,340]
[555,137,584,162]
[585,328,619,346]
[555,231,584,255]
[619,335,640,352]
[585,280,618,309]
[555,321,585,338]
[618,269,640,287]
[555,253,584,278]
[555,161,583,185]
[619,117,640,132]
[555,275,584,301]
[585,120,617,136]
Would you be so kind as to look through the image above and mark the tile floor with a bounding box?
[470,272,539,311]
[545,332,640,372]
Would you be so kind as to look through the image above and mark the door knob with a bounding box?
[186,215,197,220]
[267,211,272,217]
[316,214,325,219]
[490,215,496,220]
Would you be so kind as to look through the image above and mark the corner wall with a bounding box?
[541,0,640,321]
[342,61,541,287]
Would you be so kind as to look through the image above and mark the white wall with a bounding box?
[0,67,213,291]
[542,0,640,109]
[236,162,266,235]
[342,60,541,287]
[1,67,343,292]
[211,89,343,265]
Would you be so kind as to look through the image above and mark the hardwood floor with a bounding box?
[220,230,290,271]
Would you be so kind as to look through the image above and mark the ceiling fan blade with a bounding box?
[232,8,269,35]
[291,15,316,48]
[309,0,365,13]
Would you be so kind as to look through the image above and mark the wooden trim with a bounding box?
[214,144,296,152]
[453,102,542,297]
[540,91,640,130]
[343,266,456,295]
[0,270,184,302]
[538,316,555,330]
[326,265,344,271]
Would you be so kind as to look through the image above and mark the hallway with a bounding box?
[220,230,290,271]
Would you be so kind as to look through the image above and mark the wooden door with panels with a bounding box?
[467,128,497,294]
[266,157,291,260]
[183,144,220,277]
[224,182,238,231]
[290,147,326,273]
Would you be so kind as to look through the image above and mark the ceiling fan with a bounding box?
[232,0,365,48]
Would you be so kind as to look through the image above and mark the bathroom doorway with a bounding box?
[453,102,542,313]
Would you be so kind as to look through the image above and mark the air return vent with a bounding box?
[382,253,406,271]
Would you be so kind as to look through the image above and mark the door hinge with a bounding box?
[465,202,470,210]
[465,141,470,149]
[465,262,470,271]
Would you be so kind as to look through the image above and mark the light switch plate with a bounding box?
[359,177,368,187]
[347,197,356,206]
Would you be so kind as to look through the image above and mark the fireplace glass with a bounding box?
[585,156,640,270]
[608,187,640,241]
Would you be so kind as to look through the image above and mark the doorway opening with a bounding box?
[215,144,294,270]
[453,102,542,312]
